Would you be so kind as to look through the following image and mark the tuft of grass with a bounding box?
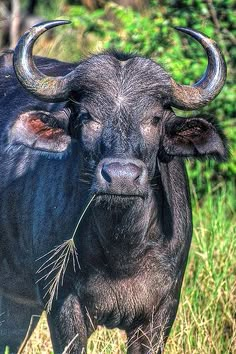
[17,181,236,353]
[88,327,127,354]
[36,195,95,313]
[36,239,79,313]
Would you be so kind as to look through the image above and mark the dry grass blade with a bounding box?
[36,195,95,313]
[37,239,79,313]
[127,312,167,353]
[17,315,41,354]
[61,334,79,354]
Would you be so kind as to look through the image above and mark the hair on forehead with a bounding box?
[72,50,172,103]
[101,49,139,61]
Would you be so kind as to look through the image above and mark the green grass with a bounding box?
[6,179,236,353]
[165,179,236,354]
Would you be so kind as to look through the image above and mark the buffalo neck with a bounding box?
[89,193,160,268]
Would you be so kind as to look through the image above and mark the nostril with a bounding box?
[128,165,142,184]
[101,165,112,183]
[134,173,141,183]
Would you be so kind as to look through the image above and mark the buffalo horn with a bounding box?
[13,20,73,102]
[171,27,227,110]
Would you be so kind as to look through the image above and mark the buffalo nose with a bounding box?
[96,158,148,195]
[101,162,144,186]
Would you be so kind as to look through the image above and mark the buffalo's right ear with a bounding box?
[9,109,71,154]
[158,116,227,161]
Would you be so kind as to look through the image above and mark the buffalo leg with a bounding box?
[127,297,179,354]
[47,294,88,354]
[0,295,41,354]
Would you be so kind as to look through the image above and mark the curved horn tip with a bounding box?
[31,20,71,31]
[174,26,211,42]
[13,19,72,102]
[170,26,227,110]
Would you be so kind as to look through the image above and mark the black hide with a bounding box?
[0,50,227,354]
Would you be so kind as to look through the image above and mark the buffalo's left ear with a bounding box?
[159,117,227,161]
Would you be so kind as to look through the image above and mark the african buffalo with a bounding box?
[0,20,227,353]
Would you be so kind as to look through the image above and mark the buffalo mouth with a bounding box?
[96,192,145,198]
[94,191,146,208]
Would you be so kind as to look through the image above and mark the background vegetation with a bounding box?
[1,0,235,353]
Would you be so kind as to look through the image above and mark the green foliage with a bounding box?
[35,1,236,192]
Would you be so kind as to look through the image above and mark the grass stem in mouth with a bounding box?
[36,194,96,312]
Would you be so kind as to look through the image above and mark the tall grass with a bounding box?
[165,179,236,354]
[10,179,236,354]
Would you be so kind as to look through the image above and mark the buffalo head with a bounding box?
[11,21,227,205]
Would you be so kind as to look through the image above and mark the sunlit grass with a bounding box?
[165,180,236,354]
[9,180,236,353]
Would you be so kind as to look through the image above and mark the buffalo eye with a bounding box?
[79,110,92,125]
[78,109,102,136]
[141,115,161,140]
[151,116,161,126]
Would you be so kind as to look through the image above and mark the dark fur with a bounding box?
[0,50,227,353]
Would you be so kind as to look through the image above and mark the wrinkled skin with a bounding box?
[0,51,227,353]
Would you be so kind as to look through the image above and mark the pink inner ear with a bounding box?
[9,111,71,153]
[178,126,203,137]
[26,115,65,140]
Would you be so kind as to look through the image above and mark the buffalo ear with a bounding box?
[159,117,227,161]
[9,110,71,154]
